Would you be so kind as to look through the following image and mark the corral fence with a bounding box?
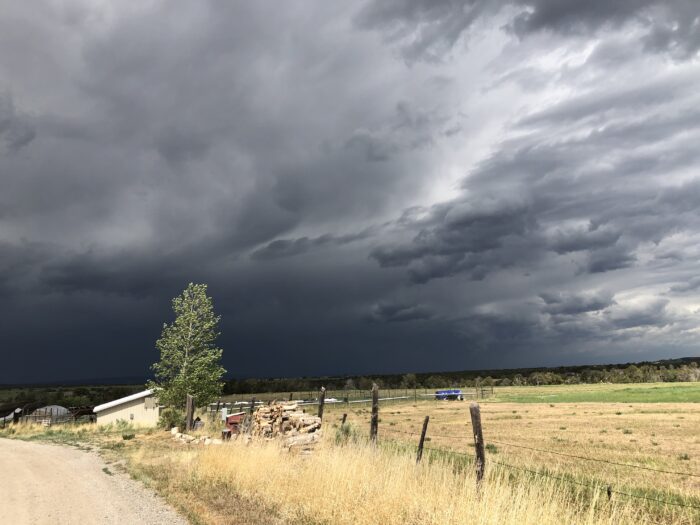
[0,405,95,428]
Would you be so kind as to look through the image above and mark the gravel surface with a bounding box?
[0,438,190,525]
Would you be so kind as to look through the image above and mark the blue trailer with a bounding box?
[435,389,464,401]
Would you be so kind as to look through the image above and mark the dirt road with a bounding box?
[0,438,190,525]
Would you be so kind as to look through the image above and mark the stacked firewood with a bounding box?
[253,403,322,438]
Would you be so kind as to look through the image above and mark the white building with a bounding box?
[93,389,161,426]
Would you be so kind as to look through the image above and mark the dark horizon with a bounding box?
[3,354,697,388]
[2,2,700,384]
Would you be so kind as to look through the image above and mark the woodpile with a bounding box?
[253,403,322,438]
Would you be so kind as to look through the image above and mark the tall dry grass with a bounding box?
[130,436,663,525]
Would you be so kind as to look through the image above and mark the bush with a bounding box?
[122,433,135,440]
[159,407,185,430]
[115,419,133,431]
[335,423,360,446]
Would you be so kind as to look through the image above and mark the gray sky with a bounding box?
[1,1,699,382]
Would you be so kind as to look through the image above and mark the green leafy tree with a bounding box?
[401,373,417,389]
[148,283,226,409]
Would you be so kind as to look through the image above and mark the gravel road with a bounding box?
[0,438,190,525]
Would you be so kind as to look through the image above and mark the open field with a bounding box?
[325,400,699,509]
[219,382,700,406]
[490,382,700,403]
[1,382,698,524]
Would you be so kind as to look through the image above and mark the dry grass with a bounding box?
[123,435,659,525]
[329,401,699,505]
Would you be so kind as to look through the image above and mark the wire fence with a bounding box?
[335,404,700,513]
[378,433,700,510]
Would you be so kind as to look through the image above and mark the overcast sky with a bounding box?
[2,1,700,383]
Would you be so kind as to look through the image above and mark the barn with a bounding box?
[93,389,161,426]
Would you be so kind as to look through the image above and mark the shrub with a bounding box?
[122,433,135,440]
[335,423,360,446]
[115,419,133,431]
[159,408,185,430]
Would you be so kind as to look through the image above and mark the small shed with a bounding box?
[93,389,161,426]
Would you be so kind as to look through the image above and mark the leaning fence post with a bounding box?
[185,394,195,432]
[416,415,430,463]
[469,402,485,484]
[370,383,379,443]
[318,387,326,421]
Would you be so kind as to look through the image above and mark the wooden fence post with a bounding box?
[369,383,379,443]
[341,413,347,427]
[289,392,293,401]
[416,415,430,463]
[249,397,256,415]
[414,388,417,403]
[469,402,485,484]
[185,395,195,432]
[318,387,326,420]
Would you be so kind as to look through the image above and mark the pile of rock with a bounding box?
[253,403,322,451]
[170,426,222,446]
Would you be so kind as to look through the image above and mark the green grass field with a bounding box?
[490,382,700,403]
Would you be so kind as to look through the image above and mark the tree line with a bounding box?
[222,358,700,394]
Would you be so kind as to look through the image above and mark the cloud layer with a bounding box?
[1,1,699,382]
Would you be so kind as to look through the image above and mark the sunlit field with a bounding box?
[491,382,700,403]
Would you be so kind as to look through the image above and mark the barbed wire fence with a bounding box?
[329,384,700,514]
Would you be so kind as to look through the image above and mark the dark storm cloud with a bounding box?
[367,302,434,323]
[371,197,539,283]
[540,290,614,316]
[1,1,699,383]
[668,277,700,294]
[358,0,700,61]
[251,231,370,261]
[0,94,35,151]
